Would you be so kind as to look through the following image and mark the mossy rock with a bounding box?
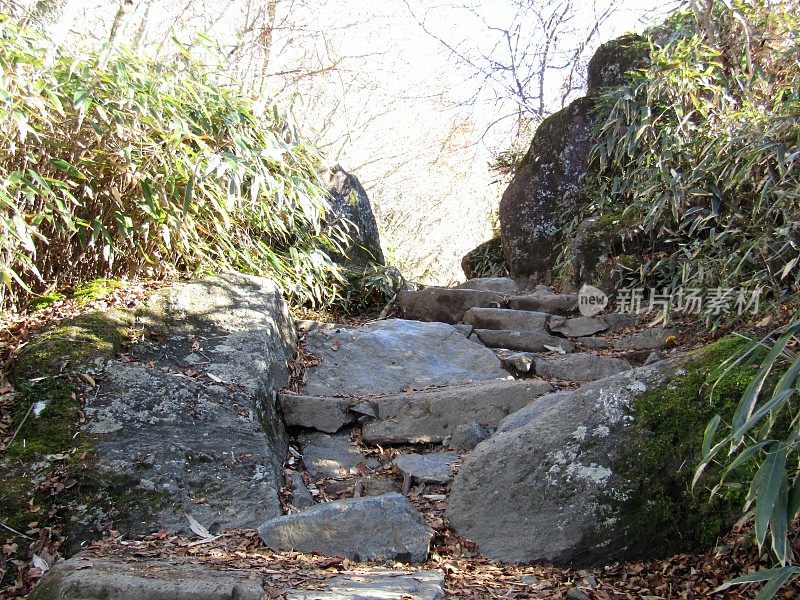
[447,334,761,565]
[611,335,762,555]
[11,309,133,382]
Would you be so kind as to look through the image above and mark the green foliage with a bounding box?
[557,0,800,297]
[697,318,800,598]
[0,15,352,309]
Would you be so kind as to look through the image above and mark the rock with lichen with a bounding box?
[447,337,754,566]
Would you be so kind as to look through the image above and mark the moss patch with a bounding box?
[12,309,133,382]
[71,278,124,306]
[614,335,762,556]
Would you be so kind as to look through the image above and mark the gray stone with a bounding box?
[289,471,316,509]
[393,452,458,484]
[70,274,297,539]
[500,352,535,373]
[499,97,596,278]
[137,273,296,392]
[533,353,632,382]
[285,569,445,600]
[453,323,474,337]
[474,329,575,353]
[29,557,265,600]
[534,284,556,294]
[298,430,376,479]
[464,307,550,333]
[577,336,610,350]
[280,393,354,433]
[506,293,578,315]
[326,165,385,265]
[613,328,679,351]
[645,351,666,365]
[302,319,507,397]
[85,361,287,535]
[447,360,689,566]
[258,493,433,563]
[548,315,608,338]
[603,312,637,332]
[566,587,592,600]
[456,277,519,294]
[397,287,505,324]
[450,423,491,450]
[361,378,554,444]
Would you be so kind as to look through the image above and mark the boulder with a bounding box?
[447,338,751,566]
[506,293,578,315]
[258,493,433,563]
[473,329,575,353]
[301,319,507,397]
[456,277,519,294]
[587,33,649,96]
[55,274,295,539]
[28,557,266,600]
[548,315,608,338]
[326,164,384,265]
[280,393,354,432]
[461,236,508,280]
[498,97,596,278]
[533,353,632,382]
[397,287,506,324]
[298,430,378,479]
[285,570,445,600]
[393,452,458,484]
[362,378,553,444]
[464,307,549,332]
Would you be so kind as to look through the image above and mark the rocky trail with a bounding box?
[3,274,782,599]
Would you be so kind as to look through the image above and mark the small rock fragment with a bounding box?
[450,423,491,450]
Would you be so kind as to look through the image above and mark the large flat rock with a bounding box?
[455,277,519,294]
[397,287,505,323]
[76,274,295,538]
[362,378,554,444]
[280,393,354,432]
[258,493,433,563]
[29,557,266,600]
[285,570,445,600]
[302,319,507,396]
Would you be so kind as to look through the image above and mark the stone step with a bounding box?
[297,430,380,480]
[472,329,576,353]
[397,287,506,323]
[548,315,609,337]
[455,276,520,294]
[285,570,445,599]
[258,493,433,564]
[31,557,445,600]
[361,378,553,444]
[393,451,458,484]
[500,352,632,381]
[301,319,507,397]
[506,292,579,315]
[464,307,550,332]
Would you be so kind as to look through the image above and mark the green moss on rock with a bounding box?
[614,335,760,555]
[12,309,133,382]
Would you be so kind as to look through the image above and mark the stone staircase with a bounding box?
[31,275,682,600]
